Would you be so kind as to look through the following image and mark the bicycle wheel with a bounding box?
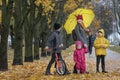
[56,59,66,75]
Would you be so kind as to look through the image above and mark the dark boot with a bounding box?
[102,65,108,73]
[45,53,55,75]
[102,71,108,73]
[45,69,52,75]
[65,68,70,74]
[86,71,89,74]
[73,64,77,73]
[96,63,100,73]
[101,56,108,73]
[96,68,99,73]
[65,70,70,74]
[45,64,52,75]
[102,64,105,72]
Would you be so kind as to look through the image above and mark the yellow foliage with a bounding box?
[95,0,100,3]
[6,0,8,5]
[35,0,54,15]
[64,0,94,14]
[105,12,109,16]
[82,2,94,10]
[0,0,9,5]
[78,0,83,2]
[86,2,94,9]
[0,0,2,5]
[47,17,51,26]
[93,18,100,29]
[34,0,41,6]
[64,0,78,13]
[42,0,54,14]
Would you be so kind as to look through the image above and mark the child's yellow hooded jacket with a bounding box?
[94,29,109,56]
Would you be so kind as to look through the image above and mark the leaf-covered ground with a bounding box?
[0,45,120,80]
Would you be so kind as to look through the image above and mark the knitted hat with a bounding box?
[75,41,83,49]
[76,15,83,20]
[54,23,61,30]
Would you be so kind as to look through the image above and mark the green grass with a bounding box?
[109,46,120,53]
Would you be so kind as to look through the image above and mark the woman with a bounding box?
[73,15,89,73]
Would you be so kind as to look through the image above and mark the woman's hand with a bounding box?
[84,44,88,48]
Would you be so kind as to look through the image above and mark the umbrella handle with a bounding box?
[79,22,86,30]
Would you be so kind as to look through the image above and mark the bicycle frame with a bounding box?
[55,53,61,69]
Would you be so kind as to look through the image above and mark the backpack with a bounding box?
[72,29,77,41]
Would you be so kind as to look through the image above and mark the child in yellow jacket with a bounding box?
[94,29,109,73]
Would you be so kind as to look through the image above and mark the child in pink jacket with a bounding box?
[73,41,88,73]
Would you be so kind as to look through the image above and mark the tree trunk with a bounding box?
[41,16,49,57]
[62,29,67,49]
[34,24,40,60]
[0,25,8,70]
[13,0,23,65]
[24,0,35,62]
[10,25,14,48]
[56,1,66,24]
[33,5,43,59]
[24,20,33,62]
[66,34,74,48]
[0,0,13,70]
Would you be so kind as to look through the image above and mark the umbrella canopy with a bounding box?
[64,8,95,34]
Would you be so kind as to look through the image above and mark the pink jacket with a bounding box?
[73,41,88,72]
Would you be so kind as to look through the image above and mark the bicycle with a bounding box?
[55,53,66,75]
[45,48,66,75]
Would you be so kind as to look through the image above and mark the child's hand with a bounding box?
[100,45,105,48]
[59,44,63,48]
[44,46,51,52]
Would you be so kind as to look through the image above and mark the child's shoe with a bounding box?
[77,70,80,74]
[65,71,71,74]
[45,72,52,75]
[86,71,89,74]
[102,71,108,73]
[96,71,100,73]
[45,70,52,75]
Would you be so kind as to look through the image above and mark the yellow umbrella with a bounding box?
[64,8,95,34]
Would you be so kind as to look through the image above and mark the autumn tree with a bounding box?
[13,0,27,65]
[93,0,113,37]
[24,0,35,62]
[0,0,13,70]
[35,0,55,57]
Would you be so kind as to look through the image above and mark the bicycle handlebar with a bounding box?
[44,46,64,52]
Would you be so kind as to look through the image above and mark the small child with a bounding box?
[73,41,88,74]
[94,29,109,73]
